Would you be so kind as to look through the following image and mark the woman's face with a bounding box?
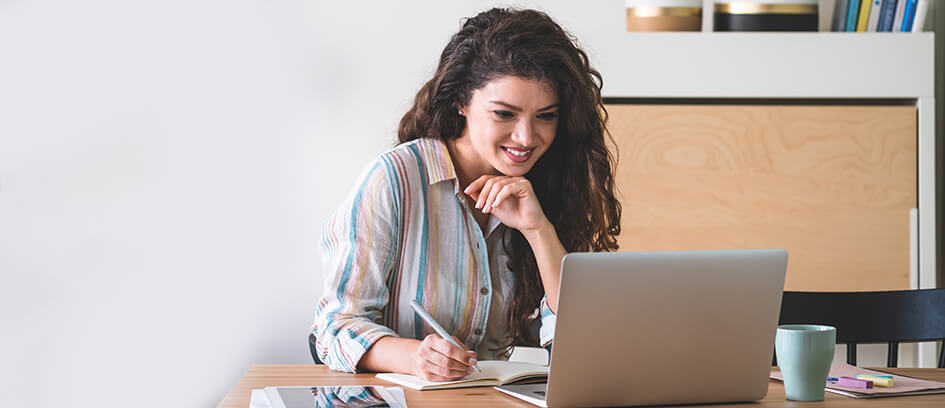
[456,76,558,178]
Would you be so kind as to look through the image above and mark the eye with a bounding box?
[492,110,515,119]
[537,112,558,121]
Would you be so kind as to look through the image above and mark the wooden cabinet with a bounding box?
[606,104,916,290]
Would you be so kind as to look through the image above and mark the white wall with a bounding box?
[0,1,618,407]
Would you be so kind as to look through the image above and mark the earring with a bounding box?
[457,109,464,116]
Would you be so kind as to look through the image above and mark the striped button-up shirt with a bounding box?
[313,137,556,373]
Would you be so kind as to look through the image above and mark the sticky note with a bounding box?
[856,374,894,387]
[838,376,873,389]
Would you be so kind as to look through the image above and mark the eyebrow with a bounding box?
[489,100,559,112]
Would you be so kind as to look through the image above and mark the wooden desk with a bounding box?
[218,365,945,407]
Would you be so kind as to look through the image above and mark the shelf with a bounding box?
[595,32,935,99]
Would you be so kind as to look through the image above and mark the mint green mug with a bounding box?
[775,325,836,401]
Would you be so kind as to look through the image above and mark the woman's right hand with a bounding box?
[411,334,478,382]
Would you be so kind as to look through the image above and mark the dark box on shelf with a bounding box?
[714,0,818,32]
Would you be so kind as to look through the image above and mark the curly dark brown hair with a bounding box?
[398,8,621,349]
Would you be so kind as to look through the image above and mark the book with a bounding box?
[262,385,407,408]
[846,0,862,31]
[901,0,918,31]
[770,364,945,399]
[856,0,874,31]
[877,0,898,31]
[892,0,909,31]
[375,360,549,390]
[832,0,850,31]
[866,0,883,31]
[910,0,929,31]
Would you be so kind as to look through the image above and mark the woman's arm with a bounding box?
[358,335,477,382]
[465,175,566,312]
[317,154,478,380]
[521,219,566,313]
[358,337,418,374]
[313,163,402,373]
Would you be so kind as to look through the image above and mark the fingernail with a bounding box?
[464,186,471,193]
[475,200,482,208]
[482,205,490,213]
[469,358,477,365]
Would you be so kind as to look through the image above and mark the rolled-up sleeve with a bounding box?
[312,160,401,372]
[538,296,556,347]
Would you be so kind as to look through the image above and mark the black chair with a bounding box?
[308,333,324,364]
[777,289,945,368]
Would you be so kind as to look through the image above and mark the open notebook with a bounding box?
[376,360,548,390]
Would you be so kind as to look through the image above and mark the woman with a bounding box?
[312,8,621,382]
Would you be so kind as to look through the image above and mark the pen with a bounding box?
[409,300,481,372]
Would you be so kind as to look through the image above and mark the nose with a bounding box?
[511,118,534,146]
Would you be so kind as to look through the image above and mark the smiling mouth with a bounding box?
[503,147,532,156]
[501,146,534,163]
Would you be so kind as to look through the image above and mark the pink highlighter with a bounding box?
[838,376,873,389]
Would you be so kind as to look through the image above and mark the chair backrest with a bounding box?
[778,289,945,368]
[308,333,324,365]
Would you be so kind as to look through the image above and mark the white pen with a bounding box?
[409,300,482,372]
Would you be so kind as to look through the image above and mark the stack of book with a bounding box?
[831,0,931,32]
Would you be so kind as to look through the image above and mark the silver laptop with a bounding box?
[497,249,788,407]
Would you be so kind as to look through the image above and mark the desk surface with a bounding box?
[218,365,945,408]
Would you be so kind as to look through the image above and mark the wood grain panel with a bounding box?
[606,105,916,291]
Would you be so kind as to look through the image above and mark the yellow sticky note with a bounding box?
[856,374,894,387]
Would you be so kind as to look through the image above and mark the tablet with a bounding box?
[263,385,405,408]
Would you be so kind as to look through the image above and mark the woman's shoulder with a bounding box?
[377,138,443,161]
[365,138,448,182]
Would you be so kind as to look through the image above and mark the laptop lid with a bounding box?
[544,249,787,407]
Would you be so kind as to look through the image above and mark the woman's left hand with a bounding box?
[464,175,549,236]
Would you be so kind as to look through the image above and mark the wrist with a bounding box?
[405,339,423,376]
[522,218,555,243]
[362,336,422,375]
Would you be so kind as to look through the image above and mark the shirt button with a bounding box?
[480,287,489,295]
[474,328,483,336]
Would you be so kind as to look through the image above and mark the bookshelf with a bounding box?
[594,32,936,366]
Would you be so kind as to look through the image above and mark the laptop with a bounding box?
[496,249,788,407]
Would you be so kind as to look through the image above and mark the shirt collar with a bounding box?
[416,137,458,185]
[416,138,506,236]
